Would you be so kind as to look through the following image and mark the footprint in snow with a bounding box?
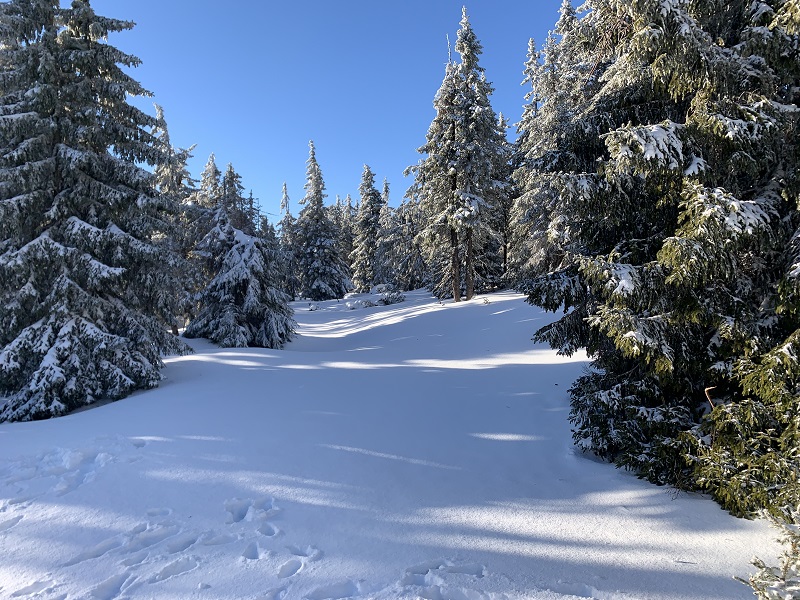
[401,560,486,586]
[0,514,23,533]
[287,544,323,561]
[62,535,123,567]
[148,556,199,583]
[200,530,240,546]
[224,496,278,523]
[88,573,137,600]
[258,521,280,537]
[263,586,286,600]
[305,580,360,600]
[10,579,56,598]
[277,558,302,579]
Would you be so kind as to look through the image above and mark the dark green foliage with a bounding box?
[515,0,800,517]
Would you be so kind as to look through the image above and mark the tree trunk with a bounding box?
[450,226,461,302]
[465,228,474,300]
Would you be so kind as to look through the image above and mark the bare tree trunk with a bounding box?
[465,228,474,300]
[450,226,461,302]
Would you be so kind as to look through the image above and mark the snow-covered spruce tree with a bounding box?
[276,182,300,299]
[350,165,385,292]
[0,0,189,422]
[410,7,508,301]
[220,162,250,231]
[375,179,399,286]
[509,0,598,286]
[151,103,200,333]
[328,194,357,274]
[519,0,800,507]
[195,153,222,209]
[184,203,295,349]
[294,141,349,300]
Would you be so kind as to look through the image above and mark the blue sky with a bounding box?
[92,1,564,219]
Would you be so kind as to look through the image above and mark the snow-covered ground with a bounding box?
[0,290,779,600]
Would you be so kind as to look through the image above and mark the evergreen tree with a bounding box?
[329,194,356,274]
[185,206,295,349]
[350,165,385,292]
[395,199,427,291]
[294,141,349,300]
[0,0,188,422]
[375,179,398,286]
[411,7,508,301]
[152,104,196,202]
[518,0,800,515]
[276,182,300,299]
[220,162,249,231]
[151,103,198,334]
[196,153,222,209]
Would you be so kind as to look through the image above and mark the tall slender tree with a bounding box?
[411,7,508,301]
[0,0,188,422]
[294,141,349,300]
[350,165,384,292]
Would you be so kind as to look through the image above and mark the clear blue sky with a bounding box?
[91,0,564,219]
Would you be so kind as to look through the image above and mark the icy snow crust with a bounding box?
[0,291,778,599]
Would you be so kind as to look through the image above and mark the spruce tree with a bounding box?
[0,0,188,422]
[518,0,800,515]
[184,205,295,349]
[151,103,198,333]
[350,165,384,292]
[294,141,349,301]
[277,183,300,299]
[411,7,508,301]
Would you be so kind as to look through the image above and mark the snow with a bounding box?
[0,290,779,600]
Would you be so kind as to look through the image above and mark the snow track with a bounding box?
[0,291,780,599]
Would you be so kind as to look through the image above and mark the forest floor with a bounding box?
[0,290,779,599]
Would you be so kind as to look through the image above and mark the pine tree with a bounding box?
[0,0,188,422]
[350,165,384,292]
[151,103,198,333]
[375,179,398,286]
[411,7,508,301]
[184,206,295,349]
[196,153,222,209]
[517,0,800,513]
[276,182,300,299]
[294,141,349,301]
[220,162,249,231]
[152,104,196,202]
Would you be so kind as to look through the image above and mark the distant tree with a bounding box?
[350,165,385,292]
[0,0,188,422]
[276,182,300,299]
[411,7,508,301]
[196,153,222,209]
[375,179,398,286]
[152,104,196,202]
[151,103,199,333]
[294,141,349,300]
[185,206,295,349]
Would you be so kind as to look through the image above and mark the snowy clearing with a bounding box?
[0,290,778,600]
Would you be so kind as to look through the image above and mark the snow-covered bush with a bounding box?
[378,291,406,306]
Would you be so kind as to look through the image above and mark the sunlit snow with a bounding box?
[0,290,778,599]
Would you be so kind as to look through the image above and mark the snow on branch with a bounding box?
[603,121,685,174]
